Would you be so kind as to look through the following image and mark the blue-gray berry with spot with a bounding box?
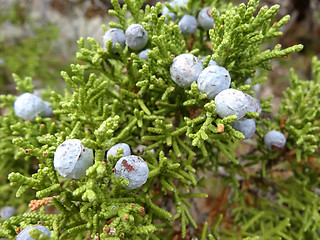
[198,7,214,30]
[54,139,94,179]
[170,53,203,88]
[114,155,149,189]
[197,65,231,99]
[264,130,286,150]
[103,28,125,52]
[125,24,148,51]
[178,15,197,35]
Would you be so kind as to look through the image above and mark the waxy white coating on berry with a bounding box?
[14,93,46,121]
[232,119,256,139]
[103,28,125,52]
[215,89,249,119]
[106,143,131,160]
[178,15,197,35]
[16,225,51,240]
[54,139,94,179]
[138,49,150,61]
[114,155,149,189]
[198,7,214,30]
[170,54,203,88]
[0,206,15,219]
[125,24,148,51]
[264,130,286,150]
[197,65,231,99]
[245,93,262,115]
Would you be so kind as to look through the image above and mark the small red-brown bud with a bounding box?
[217,124,224,133]
[103,226,109,233]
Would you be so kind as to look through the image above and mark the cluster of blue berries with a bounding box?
[103,24,147,52]
[53,141,149,189]
[169,52,287,149]
[169,53,258,138]
[162,0,214,35]
[107,143,149,189]
[103,24,149,60]
[102,1,215,59]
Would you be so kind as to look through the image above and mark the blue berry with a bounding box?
[114,155,149,189]
[170,53,203,88]
[125,24,148,51]
[215,89,250,119]
[232,119,256,139]
[0,206,15,219]
[39,101,54,118]
[198,7,214,30]
[106,143,131,160]
[16,225,51,240]
[197,65,231,99]
[54,139,94,179]
[264,130,286,150]
[14,93,46,121]
[245,70,261,95]
[178,15,197,35]
[138,49,150,61]
[103,28,125,52]
[245,93,262,115]
[162,2,178,22]
[162,0,189,22]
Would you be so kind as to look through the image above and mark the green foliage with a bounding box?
[278,56,320,162]
[0,0,319,239]
[0,1,66,94]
